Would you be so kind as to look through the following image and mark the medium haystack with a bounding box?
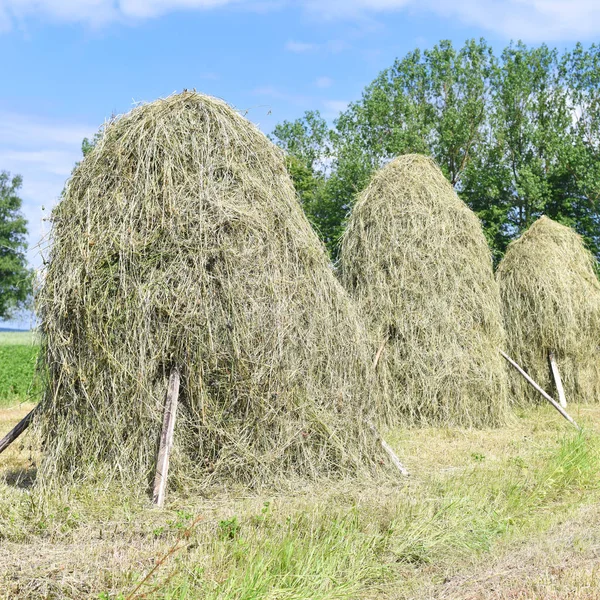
[497,216,600,404]
[35,92,380,488]
[339,154,509,427]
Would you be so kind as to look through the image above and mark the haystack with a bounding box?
[497,216,600,404]
[35,92,379,488]
[339,155,509,427]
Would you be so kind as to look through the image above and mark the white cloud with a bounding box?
[0,0,598,46]
[301,0,412,20]
[285,40,317,53]
[1,0,118,27]
[0,0,254,27]
[315,76,333,88]
[0,6,10,30]
[119,0,241,19]
[0,113,92,148]
[0,150,77,176]
[302,0,600,41]
[427,0,600,41]
[6,0,589,41]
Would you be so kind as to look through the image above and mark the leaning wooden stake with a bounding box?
[549,351,567,409]
[0,407,37,456]
[367,420,409,476]
[499,350,580,430]
[153,368,180,507]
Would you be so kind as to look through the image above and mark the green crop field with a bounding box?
[0,332,39,407]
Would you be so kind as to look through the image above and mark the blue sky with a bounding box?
[1,0,599,327]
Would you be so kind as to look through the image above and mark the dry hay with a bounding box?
[34,91,381,490]
[496,216,600,405]
[339,154,509,427]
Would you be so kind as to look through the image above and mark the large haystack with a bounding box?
[339,154,509,427]
[35,92,380,488]
[497,216,600,404]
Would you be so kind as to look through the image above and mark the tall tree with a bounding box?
[562,43,600,255]
[462,43,574,258]
[271,111,345,255]
[275,39,499,259]
[334,39,495,185]
[273,39,600,262]
[0,172,32,320]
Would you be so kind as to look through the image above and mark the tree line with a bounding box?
[271,39,600,262]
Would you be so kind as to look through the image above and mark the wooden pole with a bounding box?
[0,407,36,456]
[549,351,567,409]
[153,368,180,507]
[499,350,580,430]
[367,420,409,476]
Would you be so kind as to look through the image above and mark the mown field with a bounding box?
[1,332,600,599]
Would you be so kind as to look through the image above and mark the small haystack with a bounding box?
[339,155,509,427]
[35,92,379,489]
[497,216,600,404]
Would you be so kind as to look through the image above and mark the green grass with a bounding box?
[0,341,39,406]
[149,431,599,599]
[1,403,600,598]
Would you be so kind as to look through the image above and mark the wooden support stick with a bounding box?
[373,335,389,371]
[499,350,580,430]
[153,368,180,507]
[549,351,567,409]
[0,407,36,456]
[367,420,409,476]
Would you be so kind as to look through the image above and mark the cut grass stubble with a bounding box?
[1,404,598,599]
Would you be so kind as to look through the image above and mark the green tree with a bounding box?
[271,111,345,255]
[273,39,600,262]
[334,39,495,185]
[0,172,32,320]
[275,39,499,259]
[462,43,575,258]
[562,43,600,255]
